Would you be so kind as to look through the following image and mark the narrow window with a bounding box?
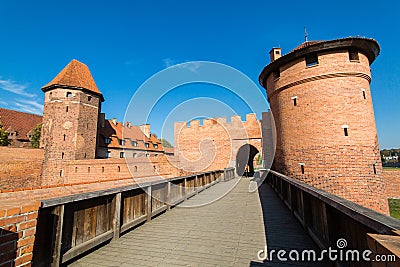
[106,151,111,158]
[105,137,111,144]
[134,166,138,172]
[60,170,63,177]
[305,53,318,67]
[49,92,53,99]
[61,152,64,159]
[146,153,149,157]
[349,50,359,61]
[154,144,158,149]
[154,154,158,157]
[66,92,72,98]
[86,123,89,129]
[66,106,69,116]
[344,127,348,136]
[373,163,377,174]
[299,163,305,174]
[88,167,90,173]
[145,143,149,148]
[102,167,105,172]
[63,134,66,141]
[153,166,156,173]
[133,153,137,158]
[118,166,121,172]
[291,96,298,106]
[84,153,86,158]
[75,167,78,173]
[88,96,92,101]
[120,152,124,158]
[362,89,366,99]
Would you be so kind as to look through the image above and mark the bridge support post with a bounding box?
[112,193,121,241]
[167,181,171,210]
[195,175,199,194]
[183,178,187,200]
[51,204,64,267]
[146,186,152,221]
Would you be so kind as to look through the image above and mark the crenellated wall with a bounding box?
[174,114,262,173]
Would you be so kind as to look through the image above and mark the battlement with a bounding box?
[176,113,260,129]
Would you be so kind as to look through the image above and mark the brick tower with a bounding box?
[259,37,389,214]
[40,59,104,184]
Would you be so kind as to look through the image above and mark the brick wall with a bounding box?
[0,201,40,267]
[383,169,400,199]
[174,114,262,172]
[0,147,44,190]
[265,49,389,214]
[42,155,187,185]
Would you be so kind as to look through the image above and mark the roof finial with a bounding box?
[304,26,308,42]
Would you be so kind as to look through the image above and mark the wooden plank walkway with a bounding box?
[70,178,326,267]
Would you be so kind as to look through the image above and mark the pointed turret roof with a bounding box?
[42,59,104,101]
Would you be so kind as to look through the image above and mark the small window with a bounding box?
[66,106,69,114]
[134,166,138,172]
[305,53,318,67]
[154,144,158,149]
[349,50,359,61]
[49,92,53,99]
[133,153,137,158]
[275,50,280,55]
[84,153,86,158]
[102,167,104,172]
[291,96,297,107]
[153,166,156,173]
[61,152,64,159]
[154,154,158,157]
[88,96,92,101]
[145,143,149,148]
[343,126,349,136]
[60,170,63,177]
[145,153,149,157]
[120,152,125,158]
[88,167,90,173]
[66,92,72,98]
[273,69,280,79]
[63,134,66,141]
[131,141,138,147]
[106,151,111,158]
[105,137,111,144]
[75,167,78,173]
[118,166,121,172]
[373,163,376,174]
[362,89,366,100]
[299,163,305,174]
[119,139,125,146]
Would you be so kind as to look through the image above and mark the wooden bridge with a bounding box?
[1,168,400,266]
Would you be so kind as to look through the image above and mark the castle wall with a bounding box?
[383,169,400,199]
[0,147,44,190]
[174,114,262,173]
[265,49,389,214]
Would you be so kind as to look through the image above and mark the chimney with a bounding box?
[99,113,105,128]
[140,124,151,138]
[269,48,282,62]
[112,118,117,125]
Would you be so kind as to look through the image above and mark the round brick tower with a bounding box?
[259,37,388,214]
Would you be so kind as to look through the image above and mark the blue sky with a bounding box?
[0,0,399,148]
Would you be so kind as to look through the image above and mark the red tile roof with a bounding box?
[99,120,164,151]
[0,108,42,141]
[42,59,103,96]
[291,41,323,52]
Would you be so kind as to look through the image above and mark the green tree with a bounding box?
[161,138,172,148]
[0,118,11,146]
[30,123,42,148]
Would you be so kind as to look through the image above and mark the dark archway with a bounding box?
[236,144,259,177]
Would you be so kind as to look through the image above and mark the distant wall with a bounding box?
[0,147,44,190]
[41,155,188,185]
[174,114,262,172]
[383,169,400,199]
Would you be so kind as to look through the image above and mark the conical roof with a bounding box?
[42,59,103,99]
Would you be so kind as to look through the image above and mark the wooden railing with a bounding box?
[32,168,235,266]
[265,170,400,267]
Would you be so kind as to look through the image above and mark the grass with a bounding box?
[388,199,400,220]
[383,167,400,170]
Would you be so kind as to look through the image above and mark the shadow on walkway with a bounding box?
[250,181,332,267]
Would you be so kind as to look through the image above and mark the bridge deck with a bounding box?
[70,178,325,267]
